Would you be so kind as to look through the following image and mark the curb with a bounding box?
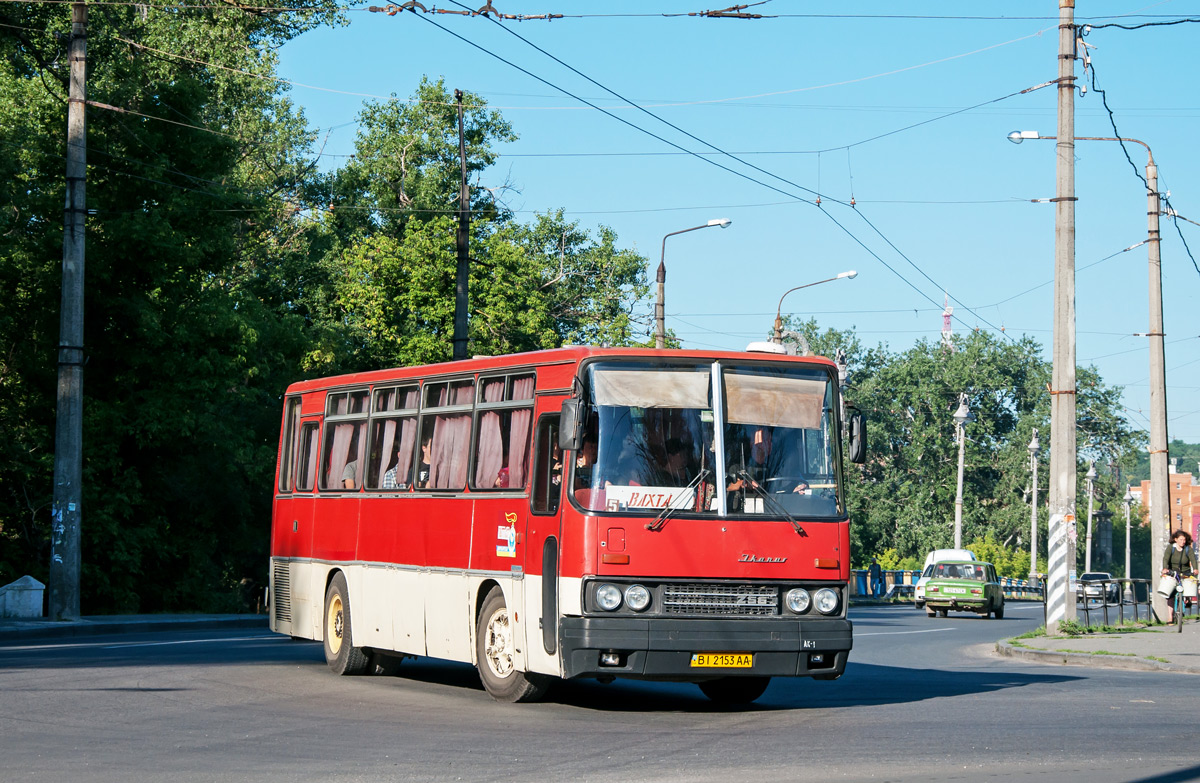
[0,615,268,642]
[995,639,1200,675]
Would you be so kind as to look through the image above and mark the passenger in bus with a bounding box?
[659,438,693,486]
[494,464,510,488]
[725,427,808,508]
[573,439,597,490]
[382,458,404,490]
[341,460,358,490]
[415,436,432,489]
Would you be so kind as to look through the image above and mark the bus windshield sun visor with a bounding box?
[591,368,710,409]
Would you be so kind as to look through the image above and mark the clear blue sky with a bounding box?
[276,1,1200,445]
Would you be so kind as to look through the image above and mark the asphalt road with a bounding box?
[1,603,1196,783]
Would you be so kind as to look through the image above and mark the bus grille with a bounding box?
[662,584,779,616]
[272,561,292,623]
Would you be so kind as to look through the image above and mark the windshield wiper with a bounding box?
[736,469,807,537]
[646,468,709,532]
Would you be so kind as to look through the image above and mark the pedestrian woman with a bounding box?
[1161,529,1197,622]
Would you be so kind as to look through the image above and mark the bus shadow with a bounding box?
[383,659,1083,713]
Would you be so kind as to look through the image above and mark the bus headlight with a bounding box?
[785,588,811,613]
[625,584,651,612]
[814,588,839,615]
[595,583,622,611]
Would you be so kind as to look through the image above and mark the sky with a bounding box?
[275,1,1200,446]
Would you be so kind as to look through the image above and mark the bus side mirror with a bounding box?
[559,399,584,452]
[847,409,866,464]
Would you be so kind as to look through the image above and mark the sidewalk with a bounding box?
[996,617,1200,674]
[0,613,267,642]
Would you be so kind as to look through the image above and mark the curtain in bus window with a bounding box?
[298,423,319,491]
[475,379,506,488]
[430,384,473,490]
[393,388,420,486]
[725,373,825,429]
[592,368,709,409]
[508,376,535,488]
[374,418,397,487]
[326,422,356,488]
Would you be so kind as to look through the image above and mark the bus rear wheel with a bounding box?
[698,676,770,705]
[476,586,548,703]
[324,572,369,676]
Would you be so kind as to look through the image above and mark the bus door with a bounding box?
[273,405,321,635]
[524,411,564,675]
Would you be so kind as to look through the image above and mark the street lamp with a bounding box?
[1028,428,1041,586]
[952,394,974,550]
[1085,461,1097,572]
[1123,489,1134,603]
[655,218,732,349]
[1009,130,1170,619]
[772,271,857,344]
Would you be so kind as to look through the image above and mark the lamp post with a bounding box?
[655,218,731,349]
[952,394,974,550]
[1123,489,1134,603]
[1008,130,1170,621]
[772,271,857,344]
[1085,461,1096,572]
[1028,429,1041,586]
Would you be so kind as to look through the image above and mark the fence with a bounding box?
[849,570,1046,600]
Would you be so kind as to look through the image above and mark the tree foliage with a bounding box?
[0,5,651,612]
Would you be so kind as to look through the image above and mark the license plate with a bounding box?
[944,587,966,594]
[690,652,753,668]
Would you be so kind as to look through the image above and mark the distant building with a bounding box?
[1135,460,1200,543]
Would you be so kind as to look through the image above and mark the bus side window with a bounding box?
[296,422,320,492]
[531,415,562,515]
[278,397,301,493]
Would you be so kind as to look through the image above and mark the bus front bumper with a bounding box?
[558,616,852,680]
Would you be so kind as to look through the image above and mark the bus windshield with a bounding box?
[571,360,843,518]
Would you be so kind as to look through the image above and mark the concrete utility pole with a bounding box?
[1046,0,1077,636]
[1028,429,1040,586]
[1143,138,1171,622]
[952,394,972,550]
[50,2,87,620]
[1085,461,1096,571]
[452,89,469,361]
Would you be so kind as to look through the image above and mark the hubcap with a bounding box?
[327,594,344,655]
[483,607,514,678]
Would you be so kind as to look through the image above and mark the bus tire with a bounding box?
[698,676,770,705]
[476,586,548,703]
[993,602,1004,619]
[324,572,369,676]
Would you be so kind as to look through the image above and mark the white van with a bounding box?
[915,548,978,609]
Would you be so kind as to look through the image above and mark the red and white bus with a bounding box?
[269,346,865,703]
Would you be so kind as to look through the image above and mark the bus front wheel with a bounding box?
[698,676,770,705]
[324,572,369,676]
[476,586,549,703]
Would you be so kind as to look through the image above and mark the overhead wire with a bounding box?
[427,0,1031,339]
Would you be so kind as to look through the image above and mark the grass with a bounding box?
[1147,656,1170,663]
[1049,649,1136,657]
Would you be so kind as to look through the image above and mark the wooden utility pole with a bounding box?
[50,2,88,620]
[1046,0,1077,635]
[452,89,469,361]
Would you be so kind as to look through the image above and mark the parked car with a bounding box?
[923,560,1004,619]
[1077,572,1120,604]
[915,549,977,610]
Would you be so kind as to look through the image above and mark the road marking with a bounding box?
[855,627,957,637]
[102,635,285,650]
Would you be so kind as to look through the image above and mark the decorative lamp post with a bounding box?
[1123,489,1134,603]
[1028,429,1041,586]
[772,271,857,344]
[655,218,731,349]
[1085,461,1097,572]
[952,394,974,550]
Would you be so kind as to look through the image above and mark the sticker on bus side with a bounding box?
[497,516,517,558]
